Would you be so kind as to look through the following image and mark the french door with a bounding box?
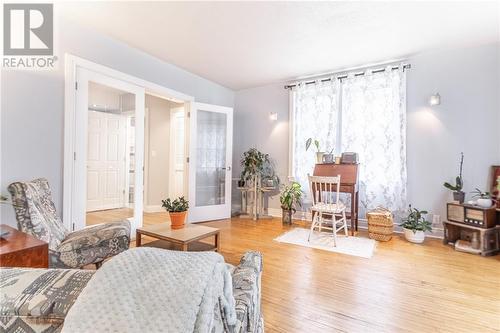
[73,67,145,232]
[188,102,233,222]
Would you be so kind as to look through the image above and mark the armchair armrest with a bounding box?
[230,251,263,333]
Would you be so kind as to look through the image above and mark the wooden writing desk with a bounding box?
[313,164,359,235]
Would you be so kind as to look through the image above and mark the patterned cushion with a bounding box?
[8,179,68,250]
[0,268,94,333]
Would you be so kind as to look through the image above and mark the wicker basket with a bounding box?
[366,207,394,241]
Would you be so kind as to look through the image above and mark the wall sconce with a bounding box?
[269,112,278,121]
[429,93,441,106]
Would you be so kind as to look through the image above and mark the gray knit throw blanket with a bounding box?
[62,247,236,333]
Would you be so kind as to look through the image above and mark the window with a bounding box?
[290,65,407,219]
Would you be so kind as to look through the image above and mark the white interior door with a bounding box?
[74,67,144,232]
[86,111,127,212]
[188,102,233,222]
[169,107,185,198]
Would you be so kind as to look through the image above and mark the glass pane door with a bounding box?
[188,103,233,222]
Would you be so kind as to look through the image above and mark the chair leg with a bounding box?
[332,213,337,247]
[95,261,103,269]
[308,213,317,241]
[342,210,348,237]
[318,213,323,233]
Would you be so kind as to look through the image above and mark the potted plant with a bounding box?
[279,182,303,225]
[305,138,325,164]
[443,152,465,203]
[471,188,494,208]
[399,205,432,244]
[161,196,189,229]
[240,148,279,186]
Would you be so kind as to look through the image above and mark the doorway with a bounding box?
[65,55,233,234]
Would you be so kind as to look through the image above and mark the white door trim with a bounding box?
[64,54,194,231]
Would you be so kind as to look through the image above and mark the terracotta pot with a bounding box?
[169,211,187,229]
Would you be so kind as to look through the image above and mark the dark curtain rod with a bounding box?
[284,64,411,89]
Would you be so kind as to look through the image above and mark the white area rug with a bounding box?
[274,228,376,258]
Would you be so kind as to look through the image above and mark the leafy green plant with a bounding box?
[399,205,432,233]
[240,148,279,186]
[443,152,464,192]
[161,196,189,212]
[305,138,320,152]
[471,188,491,199]
[279,182,303,211]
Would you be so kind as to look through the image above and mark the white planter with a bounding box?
[476,198,493,208]
[316,152,325,164]
[403,228,425,244]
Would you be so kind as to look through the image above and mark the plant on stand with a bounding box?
[240,148,279,187]
[471,188,494,208]
[443,152,465,203]
[305,138,325,164]
[161,196,189,229]
[279,182,303,225]
[399,205,432,244]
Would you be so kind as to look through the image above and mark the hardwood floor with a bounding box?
[86,210,500,332]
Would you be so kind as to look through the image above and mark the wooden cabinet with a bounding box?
[0,224,49,268]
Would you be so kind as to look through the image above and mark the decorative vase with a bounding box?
[281,208,293,225]
[453,191,465,204]
[316,152,325,164]
[476,198,493,208]
[403,228,425,244]
[169,211,187,229]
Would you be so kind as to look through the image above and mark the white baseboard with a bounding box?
[144,205,163,213]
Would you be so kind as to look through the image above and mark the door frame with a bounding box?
[188,102,233,223]
[64,54,194,232]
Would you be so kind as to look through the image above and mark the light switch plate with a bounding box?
[433,214,441,225]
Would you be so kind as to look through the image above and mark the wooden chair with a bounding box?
[308,174,348,246]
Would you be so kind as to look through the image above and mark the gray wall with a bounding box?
[232,43,500,225]
[1,18,234,226]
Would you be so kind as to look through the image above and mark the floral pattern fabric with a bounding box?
[8,178,131,268]
[291,67,407,220]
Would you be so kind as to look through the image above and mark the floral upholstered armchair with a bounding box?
[8,178,130,269]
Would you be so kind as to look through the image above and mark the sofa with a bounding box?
[0,250,263,333]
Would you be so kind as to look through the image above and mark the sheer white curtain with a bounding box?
[291,66,407,218]
[341,67,407,218]
[292,79,340,194]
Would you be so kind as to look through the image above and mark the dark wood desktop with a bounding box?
[313,163,360,235]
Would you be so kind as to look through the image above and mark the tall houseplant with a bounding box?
[443,152,465,203]
[240,148,279,187]
[162,196,189,229]
[279,182,303,225]
[399,205,432,244]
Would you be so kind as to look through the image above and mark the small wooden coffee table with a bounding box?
[136,223,220,252]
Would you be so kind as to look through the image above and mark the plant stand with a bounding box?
[237,175,275,221]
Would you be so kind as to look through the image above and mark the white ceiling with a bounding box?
[59,1,499,90]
